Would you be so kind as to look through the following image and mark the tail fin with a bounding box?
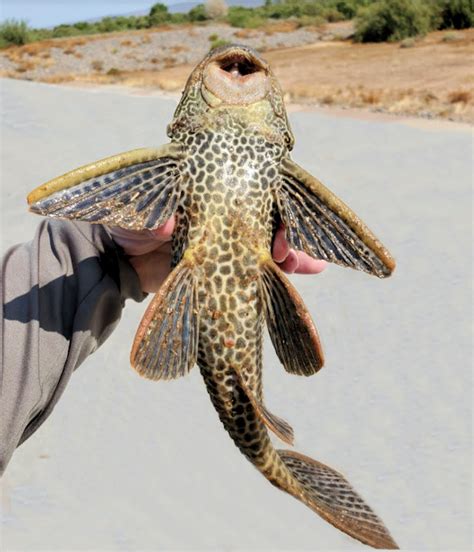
[278,450,398,549]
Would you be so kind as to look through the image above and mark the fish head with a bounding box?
[168,44,294,148]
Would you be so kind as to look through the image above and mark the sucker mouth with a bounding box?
[219,55,261,78]
[202,45,270,105]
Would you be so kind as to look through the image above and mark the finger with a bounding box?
[272,226,290,263]
[294,253,327,275]
[278,250,299,274]
[149,216,175,241]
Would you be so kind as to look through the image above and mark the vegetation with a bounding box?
[208,33,231,50]
[0,0,472,48]
[435,0,474,30]
[0,19,30,47]
[355,0,473,42]
[354,0,432,42]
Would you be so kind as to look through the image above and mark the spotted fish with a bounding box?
[27,45,397,548]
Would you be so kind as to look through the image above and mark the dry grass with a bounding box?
[234,28,258,39]
[448,90,471,104]
[91,60,104,72]
[169,45,188,53]
[262,20,301,35]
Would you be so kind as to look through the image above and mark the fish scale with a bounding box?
[27,44,398,549]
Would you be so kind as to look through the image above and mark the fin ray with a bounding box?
[130,258,198,380]
[235,370,294,445]
[28,144,184,231]
[260,259,324,376]
[279,449,399,549]
[278,158,395,278]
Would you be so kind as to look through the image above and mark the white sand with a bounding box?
[0,78,472,550]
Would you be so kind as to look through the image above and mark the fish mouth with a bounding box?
[202,45,270,105]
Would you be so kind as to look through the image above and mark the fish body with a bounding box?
[27,45,398,549]
[174,105,292,482]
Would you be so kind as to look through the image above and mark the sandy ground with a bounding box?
[0,79,472,550]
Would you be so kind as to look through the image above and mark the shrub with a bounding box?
[169,13,189,24]
[0,19,30,46]
[441,31,465,41]
[52,24,78,38]
[333,0,365,19]
[149,3,170,26]
[354,0,432,42]
[435,0,473,30]
[188,4,209,22]
[209,37,231,50]
[228,7,266,28]
[400,37,416,47]
[205,0,229,19]
[298,15,327,27]
[321,7,346,22]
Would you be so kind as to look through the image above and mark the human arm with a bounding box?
[0,218,325,473]
[0,220,144,473]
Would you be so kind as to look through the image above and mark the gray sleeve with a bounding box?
[0,220,145,474]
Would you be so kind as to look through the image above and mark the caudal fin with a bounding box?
[278,449,398,549]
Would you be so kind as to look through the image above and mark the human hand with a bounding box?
[110,218,326,293]
[109,218,175,294]
[272,225,327,275]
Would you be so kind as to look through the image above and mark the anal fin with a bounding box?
[235,370,294,445]
[279,449,399,549]
[130,257,198,380]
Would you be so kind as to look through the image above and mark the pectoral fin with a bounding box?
[234,370,294,445]
[277,158,395,278]
[279,450,399,549]
[130,257,198,380]
[27,143,184,231]
[259,258,324,376]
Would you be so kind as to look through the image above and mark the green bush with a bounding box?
[333,0,365,19]
[209,36,231,50]
[73,21,92,31]
[52,24,78,38]
[169,13,189,24]
[354,0,432,42]
[188,4,209,22]
[227,7,266,28]
[0,19,30,46]
[298,15,327,27]
[435,0,473,30]
[321,7,346,22]
[149,3,170,26]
